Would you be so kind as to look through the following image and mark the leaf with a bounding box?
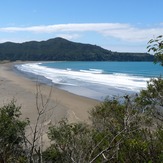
[147,45,151,49]
[157,35,163,38]
[148,39,154,44]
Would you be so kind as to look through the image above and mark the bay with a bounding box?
[15,61,163,101]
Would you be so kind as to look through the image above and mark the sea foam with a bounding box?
[15,62,149,93]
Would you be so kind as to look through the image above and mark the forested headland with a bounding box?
[0,37,154,61]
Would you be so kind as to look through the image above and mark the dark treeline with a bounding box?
[0,37,154,61]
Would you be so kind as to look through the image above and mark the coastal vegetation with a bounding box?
[0,37,153,61]
[0,36,162,162]
[0,83,163,163]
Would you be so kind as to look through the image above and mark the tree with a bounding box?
[45,96,163,162]
[22,83,55,163]
[139,35,163,120]
[0,83,54,163]
[136,77,163,121]
[0,100,28,163]
[89,97,163,162]
[147,35,163,65]
[46,119,93,163]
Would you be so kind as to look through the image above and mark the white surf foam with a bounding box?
[15,63,150,92]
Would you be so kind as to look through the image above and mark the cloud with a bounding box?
[0,23,163,43]
[56,33,81,40]
[101,27,163,42]
[0,23,128,33]
[0,38,36,43]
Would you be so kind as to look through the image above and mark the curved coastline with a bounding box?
[0,61,99,125]
[14,61,151,101]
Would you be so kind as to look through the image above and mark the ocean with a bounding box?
[15,61,163,101]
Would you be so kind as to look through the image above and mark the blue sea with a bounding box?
[15,62,163,101]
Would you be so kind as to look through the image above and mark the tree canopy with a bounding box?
[147,35,163,65]
[0,100,28,162]
[0,37,154,61]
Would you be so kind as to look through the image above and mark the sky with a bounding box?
[0,0,163,52]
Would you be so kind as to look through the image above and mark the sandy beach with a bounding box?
[0,62,99,125]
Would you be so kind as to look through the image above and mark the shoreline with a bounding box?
[15,61,138,101]
[0,61,99,125]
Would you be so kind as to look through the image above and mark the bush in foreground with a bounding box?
[45,93,163,162]
[0,100,28,163]
[0,79,163,163]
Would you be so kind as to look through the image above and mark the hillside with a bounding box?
[0,37,154,61]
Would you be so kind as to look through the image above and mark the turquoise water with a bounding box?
[41,61,163,77]
[16,61,163,101]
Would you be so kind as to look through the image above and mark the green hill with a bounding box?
[0,37,154,61]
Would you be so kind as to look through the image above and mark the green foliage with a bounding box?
[46,119,94,162]
[147,35,163,65]
[0,37,154,61]
[46,96,163,163]
[42,146,62,163]
[89,98,161,162]
[0,85,163,162]
[136,77,163,106]
[136,77,163,122]
[0,100,28,163]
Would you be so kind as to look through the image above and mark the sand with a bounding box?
[0,62,99,124]
[0,61,100,149]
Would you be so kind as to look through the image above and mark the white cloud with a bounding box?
[101,27,163,42]
[103,44,146,53]
[0,23,129,33]
[0,23,163,43]
[0,38,33,43]
[56,33,81,40]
